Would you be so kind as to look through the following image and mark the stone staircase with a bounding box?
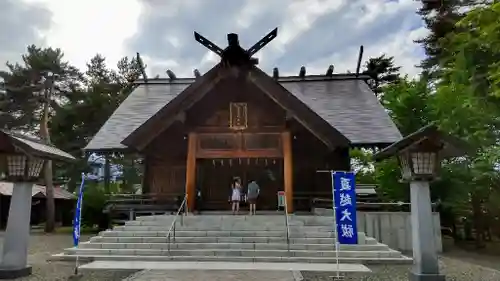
[52,214,412,264]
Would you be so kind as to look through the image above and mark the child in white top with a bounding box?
[231,178,242,215]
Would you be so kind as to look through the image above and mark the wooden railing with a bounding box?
[103,193,184,223]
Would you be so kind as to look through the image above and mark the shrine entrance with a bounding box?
[196,158,283,210]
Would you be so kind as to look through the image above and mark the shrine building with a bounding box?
[84,29,401,213]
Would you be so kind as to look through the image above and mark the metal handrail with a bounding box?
[283,194,290,254]
[166,195,187,254]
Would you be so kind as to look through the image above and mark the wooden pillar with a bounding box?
[185,133,197,212]
[282,131,293,213]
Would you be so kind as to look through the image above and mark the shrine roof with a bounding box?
[85,71,401,151]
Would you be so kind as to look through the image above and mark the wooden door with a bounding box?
[198,159,245,210]
[247,159,283,210]
[198,158,283,210]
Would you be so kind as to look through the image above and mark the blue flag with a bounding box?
[72,173,86,247]
[333,171,358,244]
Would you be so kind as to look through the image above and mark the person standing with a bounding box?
[247,179,260,215]
[195,186,202,214]
[231,178,242,215]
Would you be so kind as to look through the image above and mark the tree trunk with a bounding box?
[471,195,485,249]
[41,99,55,233]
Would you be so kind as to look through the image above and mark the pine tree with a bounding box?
[362,54,401,96]
[415,0,490,77]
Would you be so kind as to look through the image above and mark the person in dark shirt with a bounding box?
[247,180,260,215]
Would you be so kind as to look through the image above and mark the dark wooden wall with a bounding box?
[186,78,286,130]
[290,120,351,210]
[143,122,188,200]
[141,77,351,210]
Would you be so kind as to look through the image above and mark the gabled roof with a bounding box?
[84,69,402,151]
[373,123,469,162]
[280,77,401,144]
[121,64,227,149]
[0,130,75,161]
[84,80,192,151]
[0,182,75,199]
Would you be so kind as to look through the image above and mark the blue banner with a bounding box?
[72,173,86,247]
[333,171,358,244]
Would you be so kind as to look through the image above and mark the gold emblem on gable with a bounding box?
[229,102,248,130]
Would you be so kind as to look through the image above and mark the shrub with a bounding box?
[79,181,109,229]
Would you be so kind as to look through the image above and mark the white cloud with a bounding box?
[271,0,346,56]
[3,0,427,78]
[21,0,142,71]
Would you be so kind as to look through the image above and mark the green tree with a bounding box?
[0,45,81,232]
[363,54,401,96]
[415,0,489,77]
[381,77,433,135]
[50,54,143,192]
[430,2,500,247]
[369,78,433,202]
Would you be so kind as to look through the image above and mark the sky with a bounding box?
[1,0,428,79]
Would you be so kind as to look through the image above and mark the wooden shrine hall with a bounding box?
[85,29,402,213]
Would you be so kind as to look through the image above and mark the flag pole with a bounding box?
[317,170,341,278]
[73,173,85,276]
[330,171,341,280]
[317,170,341,279]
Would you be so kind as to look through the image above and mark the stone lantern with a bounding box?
[0,130,75,279]
[373,124,468,281]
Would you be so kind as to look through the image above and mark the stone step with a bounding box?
[114,225,334,232]
[78,242,390,251]
[131,216,337,228]
[135,215,289,221]
[99,230,338,238]
[52,214,409,266]
[89,236,376,245]
[63,248,403,259]
[99,229,344,238]
[125,221,304,227]
[51,253,413,264]
[134,216,308,225]
[123,222,324,231]
[135,214,333,221]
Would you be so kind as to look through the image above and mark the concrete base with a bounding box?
[79,261,371,273]
[0,182,33,276]
[409,271,445,281]
[0,265,32,279]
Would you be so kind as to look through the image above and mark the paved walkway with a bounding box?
[80,261,370,273]
[80,261,370,281]
[122,270,296,281]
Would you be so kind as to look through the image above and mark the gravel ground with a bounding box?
[0,232,139,281]
[300,257,500,281]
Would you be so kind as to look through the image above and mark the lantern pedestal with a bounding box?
[0,182,33,279]
[408,181,444,281]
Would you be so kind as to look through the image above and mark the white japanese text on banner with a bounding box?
[333,171,358,244]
